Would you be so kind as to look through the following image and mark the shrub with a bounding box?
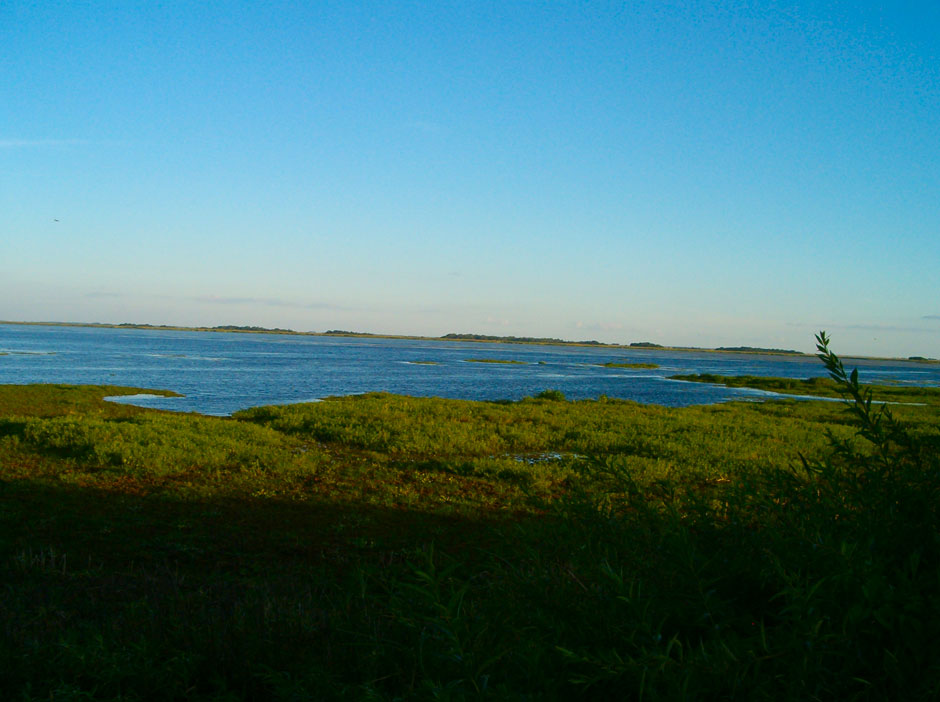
[533,389,566,402]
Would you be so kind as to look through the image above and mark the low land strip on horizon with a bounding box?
[5,319,934,362]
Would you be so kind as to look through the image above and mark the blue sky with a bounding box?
[2,1,938,356]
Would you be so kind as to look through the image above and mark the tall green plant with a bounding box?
[811,331,918,473]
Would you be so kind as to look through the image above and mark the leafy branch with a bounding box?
[813,330,914,472]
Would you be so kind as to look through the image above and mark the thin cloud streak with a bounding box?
[576,321,626,332]
[405,120,447,135]
[0,139,87,149]
[193,295,350,311]
[789,322,935,334]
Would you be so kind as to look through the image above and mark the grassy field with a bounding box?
[672,372,940,403]
[1,340,939,700]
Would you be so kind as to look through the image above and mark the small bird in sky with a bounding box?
[53,218,59,222]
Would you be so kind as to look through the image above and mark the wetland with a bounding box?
[1,326,939,699]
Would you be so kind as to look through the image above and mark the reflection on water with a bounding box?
[1,324,937,416]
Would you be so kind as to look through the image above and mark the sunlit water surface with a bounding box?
[1,324,937,416]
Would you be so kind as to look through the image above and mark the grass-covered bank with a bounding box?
[1,337,939,700]
[672,372,940,404]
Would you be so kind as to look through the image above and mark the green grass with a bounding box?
[2,342,939,700]
[673,372,940,406]
[599,361,660,369]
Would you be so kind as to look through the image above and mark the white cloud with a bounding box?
[576,321,625,331]
[192,295,349,311]
[0,139,87,149]
[405,120,446,135]
[789,321,937,334]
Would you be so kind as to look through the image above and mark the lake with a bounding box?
[1,324,937,415]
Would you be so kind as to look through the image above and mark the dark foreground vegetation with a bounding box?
[1,334,938,700]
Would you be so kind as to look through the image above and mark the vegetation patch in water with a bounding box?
[464,358,527,364]
[672,373,940,406]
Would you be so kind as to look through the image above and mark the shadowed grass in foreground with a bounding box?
[1,336,939,700]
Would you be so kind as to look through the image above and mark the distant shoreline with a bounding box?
[1,319,935,363]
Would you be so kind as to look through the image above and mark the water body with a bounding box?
[1,324,937,416]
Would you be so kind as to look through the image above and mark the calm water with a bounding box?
[1,324,937,416]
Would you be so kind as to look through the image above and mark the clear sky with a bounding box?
[2,1,938,357]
